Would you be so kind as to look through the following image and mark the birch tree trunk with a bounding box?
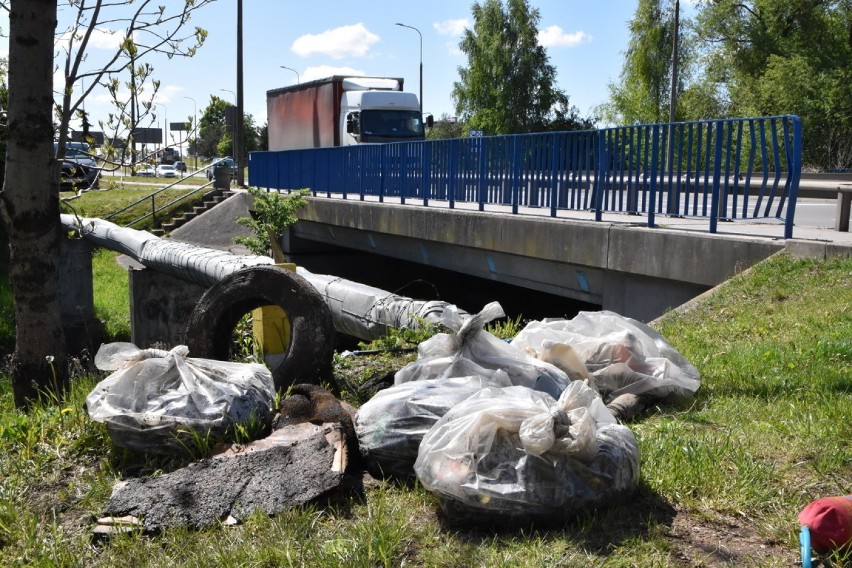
[0,0,68,408]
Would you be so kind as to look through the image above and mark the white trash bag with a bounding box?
[355,374,509,479]
[512,310,700,402]
[395,302,571,399]
[86,342,276,454]
[414,381,639,526]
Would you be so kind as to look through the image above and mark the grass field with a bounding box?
[0,249,850,566]
[61,173,215,232]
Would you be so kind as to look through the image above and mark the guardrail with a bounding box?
[249,116,803,238]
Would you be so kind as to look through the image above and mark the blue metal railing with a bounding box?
[249,116,802,238]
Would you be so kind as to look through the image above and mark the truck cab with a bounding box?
[342,90,425,145]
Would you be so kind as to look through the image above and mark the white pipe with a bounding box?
[61,214,467,340]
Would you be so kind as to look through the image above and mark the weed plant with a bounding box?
[0,252,849,566]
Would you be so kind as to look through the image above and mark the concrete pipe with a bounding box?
[185,265,334,391]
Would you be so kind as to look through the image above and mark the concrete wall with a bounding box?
[58,237,104,354]
[286,198,786,322]
[127,262,207,349]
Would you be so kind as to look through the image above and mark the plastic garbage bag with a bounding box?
[511,310,700,402]
[395,302,572,399]
[86,342,276,454]
[355,374,509,479]
[414,381,639,526]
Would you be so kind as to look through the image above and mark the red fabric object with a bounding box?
[799,495,852,551]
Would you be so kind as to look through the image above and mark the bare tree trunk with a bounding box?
[0,0,68,408]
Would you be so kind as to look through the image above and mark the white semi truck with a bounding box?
[266,76,431,151]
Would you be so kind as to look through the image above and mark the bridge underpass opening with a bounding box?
[283,246,601,343]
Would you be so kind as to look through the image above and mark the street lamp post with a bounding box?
[280,66,300,84]
[395,22,422,114]
[183,96,197,170]
[219,85,241,173]
[155,102,167,157]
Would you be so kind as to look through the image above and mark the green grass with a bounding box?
[92,248,131,342]
[0,249,130,357]
[0,252,850,566]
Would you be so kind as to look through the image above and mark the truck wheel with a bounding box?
[185,265,334,391]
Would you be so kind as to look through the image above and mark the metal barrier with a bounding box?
[249,116,802,238]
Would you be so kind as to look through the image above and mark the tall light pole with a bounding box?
[183,96,197,169]
[280,66,300,84]
[395,22,422,114]
[155,102,167,155]
[669,0,680,124]
[219,88,238,176]
[235,0,245,186]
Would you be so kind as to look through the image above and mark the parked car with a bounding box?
[156,164,177,178]
[173,161,187,173]
[56,141,100,190]
[135,165,156,177]
[206,157,237,181]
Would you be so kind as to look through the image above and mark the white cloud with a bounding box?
[301,65,366,82]
[57,27,125,54]
[433,19,468,36]
[445,41,463,57]
[537,26,592,48]
[291,23,379,59]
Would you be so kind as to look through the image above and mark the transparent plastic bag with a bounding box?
[512,310,700,402]
[86,342,275,454]
[414,382,639,526]
[355,374,509,479]
[395,302,571,399]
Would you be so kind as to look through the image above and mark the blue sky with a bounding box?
[6,1,697,140]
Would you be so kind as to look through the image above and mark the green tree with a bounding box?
[601,0,690,125]
[428,114,465,140]
[198,97,260,161]
[452,0,581,134]
[55,1,211,177]
[694,0,852,168]
[0,0,212,408]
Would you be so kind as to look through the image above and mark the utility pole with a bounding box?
[235,0,245,186]
[669,0,680,124]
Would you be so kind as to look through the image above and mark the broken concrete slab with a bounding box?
[101,422,347,532]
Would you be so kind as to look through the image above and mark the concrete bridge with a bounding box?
[280,193,852,323]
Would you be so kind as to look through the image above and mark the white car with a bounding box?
[135,165,156,177]
[156,164,177,178]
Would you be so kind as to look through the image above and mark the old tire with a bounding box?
[185,265,334,391]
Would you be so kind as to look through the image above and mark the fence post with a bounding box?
[710,120,724,234]
[477,137,488,211]
[511,136,521,215]
[422,141,431,207]
[784,116,802,239]
[594,130,606,222]
[151,194,156,226]
[448,138,458,209]
[647,125,660,228]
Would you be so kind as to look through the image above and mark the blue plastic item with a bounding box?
[800,525,812,568]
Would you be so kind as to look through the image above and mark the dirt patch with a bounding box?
[665,507,795,566]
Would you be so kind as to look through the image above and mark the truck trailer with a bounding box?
[267,76,429,151]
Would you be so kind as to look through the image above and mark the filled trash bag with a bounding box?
[511,310,700,402]
[355,374,509,479]
[87,343,276,454]
[414,381,639,526]
[395,302,571,399]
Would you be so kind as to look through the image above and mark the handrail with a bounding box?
[104,157,231,222]
[125,181,216,228]
[248,116,803,238]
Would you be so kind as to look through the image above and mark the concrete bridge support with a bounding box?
[284,199,788,322]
